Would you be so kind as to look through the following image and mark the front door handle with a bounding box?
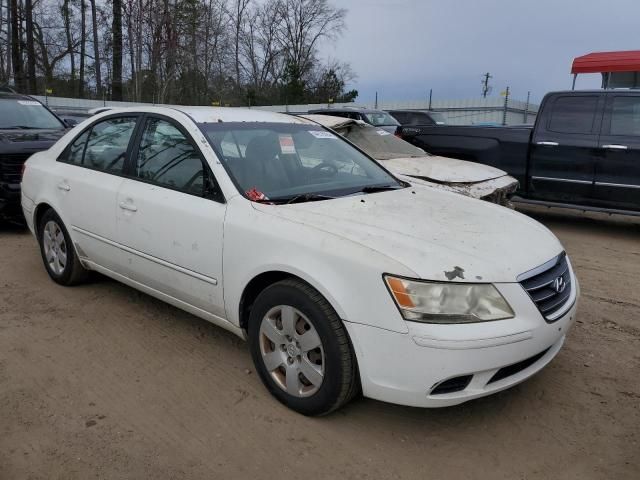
[119,202,138,212]
[601,144,628,150]
[57,182,71,191]
[536,141,559,146]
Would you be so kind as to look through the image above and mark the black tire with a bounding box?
[248,278,359,416]
[37,209,89,286]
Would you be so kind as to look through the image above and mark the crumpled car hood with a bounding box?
[254,186,563,283]
[382,156,508,184]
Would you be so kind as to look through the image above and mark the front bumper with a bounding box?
[345,279,579,408]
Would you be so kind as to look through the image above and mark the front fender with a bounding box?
[222,198,413,334]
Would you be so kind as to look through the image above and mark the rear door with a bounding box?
[116,114,227,318]
[594,94,640,210]
[528,93,603,205]
[54,114,139,272]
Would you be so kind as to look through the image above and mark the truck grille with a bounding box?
[0,153,32,183]
[519,253,573,322]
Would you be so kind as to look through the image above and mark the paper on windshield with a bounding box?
[279,134,296,154]
[17,100,42,106]
[376,130,391,136]
[308,130,337,139]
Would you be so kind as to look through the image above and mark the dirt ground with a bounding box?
[1,205,639,480]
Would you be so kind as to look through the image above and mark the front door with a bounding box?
[594,94,640,211]
[528,93,602,205]
[116,115,226,318]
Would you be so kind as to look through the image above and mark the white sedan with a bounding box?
[21,106,579,415]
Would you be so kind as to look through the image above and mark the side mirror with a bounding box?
[63,118,79,128]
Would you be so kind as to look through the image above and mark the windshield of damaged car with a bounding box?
[362,111,400,127]
[199,122,403,201]
[340,124,428,161]
[0,99,65,130]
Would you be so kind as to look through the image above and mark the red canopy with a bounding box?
[571,50,640,74]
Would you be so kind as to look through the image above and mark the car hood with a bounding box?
[253,186,562,283]
[382,155,507,184]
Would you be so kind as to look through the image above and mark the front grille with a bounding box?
[487,347,550,384]
[519,253,572,322]
[0,153,31,183]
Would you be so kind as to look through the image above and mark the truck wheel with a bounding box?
[248,278,359,416]
[37,209,89,286]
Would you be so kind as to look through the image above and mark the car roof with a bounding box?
[387,109,439,113]
[95,105,315,125]
[308,107,387,114]
[301,114,364,129]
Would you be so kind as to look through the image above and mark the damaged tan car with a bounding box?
[303,114,518,206]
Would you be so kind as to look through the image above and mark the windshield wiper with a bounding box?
[266,193,335,204]
[358,184,405,194]
[1,125,42,130]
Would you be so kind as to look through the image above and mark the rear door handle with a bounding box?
[601,144,628,150]
[536,141,559,146]
[57,182,71,191]
[119,202,138,212]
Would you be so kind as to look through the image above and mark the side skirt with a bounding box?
[82,259,247,340]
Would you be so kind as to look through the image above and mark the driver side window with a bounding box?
[134,118,214,197]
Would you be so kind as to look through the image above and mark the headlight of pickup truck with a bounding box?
[384,275,515,324]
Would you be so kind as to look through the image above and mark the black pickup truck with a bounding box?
[0,92,68,222]
[399,90,640,216]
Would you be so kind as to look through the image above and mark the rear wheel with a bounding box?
[37,209,89,286]
[248,279,359,416]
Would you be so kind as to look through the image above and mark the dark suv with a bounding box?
[387,109,447,126]
[307,107,400,133]
[0,92,68,221]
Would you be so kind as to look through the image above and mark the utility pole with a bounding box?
[428,89,433,110]
[523,91,530,123]
[374,91,378,109]
[502,86,510,126]
[482,72,492,98]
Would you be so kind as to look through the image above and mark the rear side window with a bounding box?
[62,116,137,173]
[84,117,137,173]
[548,96,598,134]
[134,118,208,196]
[66,130,90,165]
[609,97,640,136]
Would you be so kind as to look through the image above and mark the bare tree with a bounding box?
[275,0,345,78]
[79,0,87,97]
[112,0,123,100]
[10,0,23,91]
[90,0,102,96]
[25,0,37,93]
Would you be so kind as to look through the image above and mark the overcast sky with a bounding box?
[319,0,639,104]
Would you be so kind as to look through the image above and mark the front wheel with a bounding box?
[248,279,359,416]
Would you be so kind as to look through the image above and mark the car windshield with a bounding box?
[0,99,65,129]
[362,111,400,127]
[199,122,403,201]
[339,123,428,161]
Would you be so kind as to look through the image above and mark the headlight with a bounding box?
[384,275,515,324]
